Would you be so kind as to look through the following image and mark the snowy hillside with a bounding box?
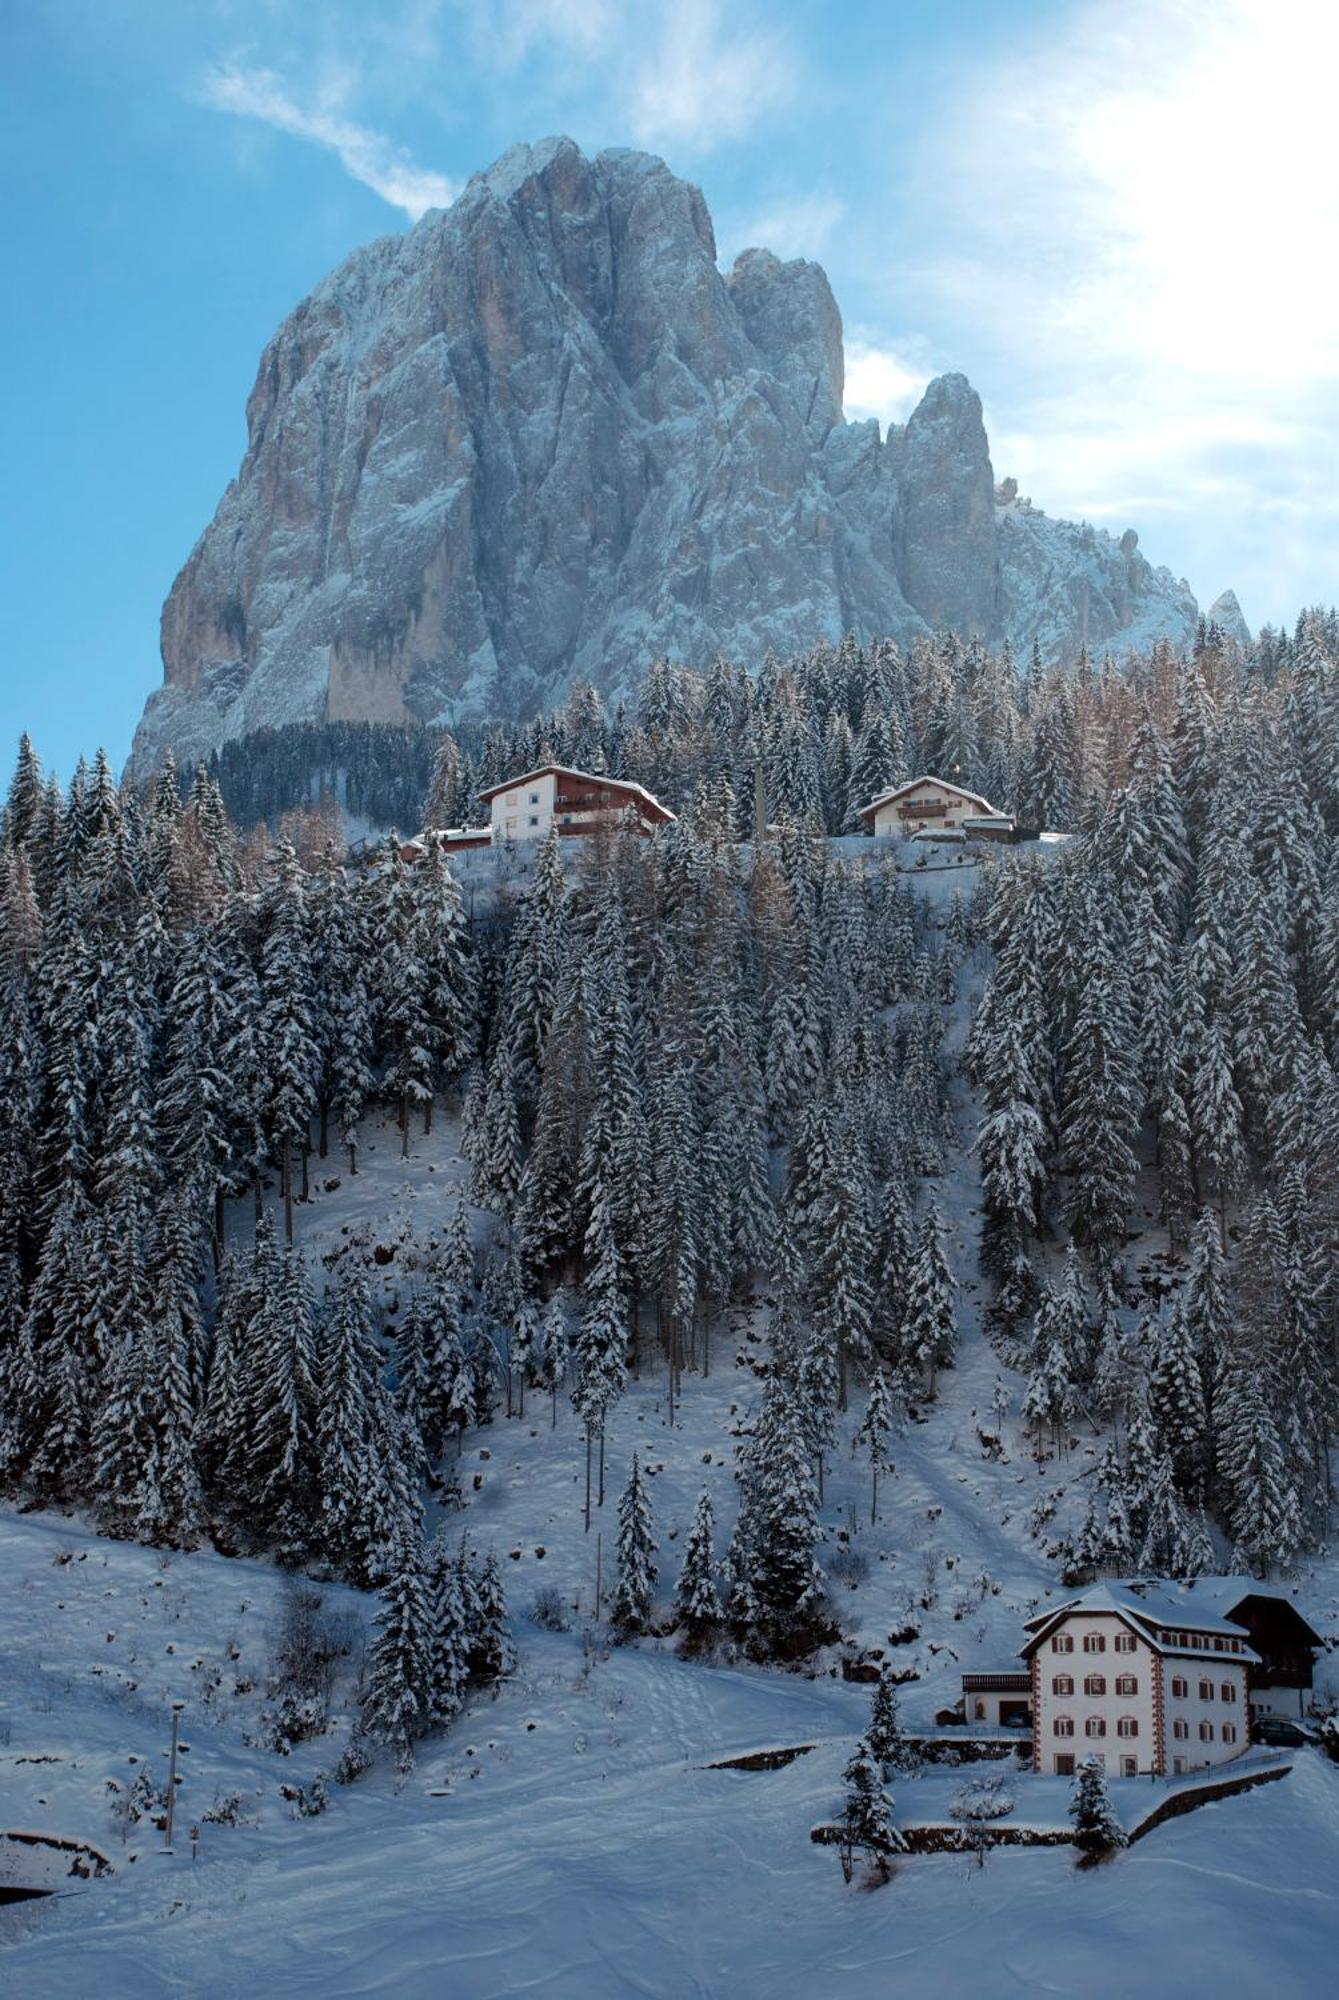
[5,905,1339,1994]
[6,614,1339,1994]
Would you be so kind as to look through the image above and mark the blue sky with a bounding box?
[2,0,1334,778]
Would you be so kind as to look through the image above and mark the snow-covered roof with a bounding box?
[476,765,676,822]
[1178,1576,1323,1645]
[1020,1582,1261,1663]
[857,774,1002,822]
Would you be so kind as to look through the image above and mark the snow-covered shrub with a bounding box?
[260,1582,356,1750]
[282,1772,330,1818]
[530,1585,571,1632]
[334,1735,374,1787]
[827,1545,870,1590]
[949,1775,1015,1822]
[201,1791,253,1827]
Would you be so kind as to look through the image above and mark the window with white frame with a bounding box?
[1199,1721,1214,1742]
[1052,1676,1074,1696]
[1173,1719,1189,1740]
[1171,1676,1188,1699]
[1223,1723,1237,1744]
[1114,1634,1136,1654]
[1117,1717,1138,1739]
[1054,1716,1075,1737]
[1052,1635,1074,1654]
[1198,1680,1214,1702]
[1084,1717,1107,1738]
[1115,1675,1138,1697]
[1084,1675,1106,1697]
[1221,1683,1237,1703]
[1083,1634,1107,1654]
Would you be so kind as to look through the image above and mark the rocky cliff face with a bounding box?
[132,136,1199,773]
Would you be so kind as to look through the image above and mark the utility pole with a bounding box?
[163,1700,185,1853]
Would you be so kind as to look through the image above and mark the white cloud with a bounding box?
[733,195,845,260]
[474,0,620,70]
[624,0,795,152]
[202,65,456,220]
[465,0,793,153]
[843,339,930,432]
[892,0,1339,622]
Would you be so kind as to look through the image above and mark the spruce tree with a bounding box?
[363,1536,431,1772]
[837,1737,904,1879]
[854,1368,895,1525]
[903,1209,957,1392]
[1069,1756,1127,1861]
[867,1664,908,1775]
[675,1489,723,1643]
[611,1452,658,1634]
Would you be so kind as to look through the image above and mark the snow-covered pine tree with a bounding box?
[540,1289,571,1428]
[837,1736,904,1880]
[421,1528,470,1728]
[903,1208,957,1393]
[1147,1298,1208,1502]
[675,1488,723,1645]
[867,1663,909,1775]
[362,1534,431,1772]
[240,1226,319,1555]
[258,842,319,1241]
[810,1137,875,1411]
[611,1452,658,1634]
[1068,1755,1127,1861]
[854,1367,895,1525]
[1022,1335,1072,1461]
[1061,926,1139,1266]
[729,1372,825,1653]
[468,1548,516,1683]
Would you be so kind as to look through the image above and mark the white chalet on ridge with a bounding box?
[477,764,676,843]
[856,773,1013,840]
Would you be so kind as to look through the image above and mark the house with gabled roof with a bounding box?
[475,764,676,843]
[856,773,1012,840]
[1020,1581,1259,1778]
[1178,1577,1323,1720]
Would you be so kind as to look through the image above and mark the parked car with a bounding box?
[1252,1716,1320,1747]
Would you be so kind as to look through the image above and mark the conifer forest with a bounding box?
[5,613,1339,1988]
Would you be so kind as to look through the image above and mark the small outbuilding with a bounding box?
[961,1669,1034,1730]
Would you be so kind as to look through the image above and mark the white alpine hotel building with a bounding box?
[1022,1583,1255,1778]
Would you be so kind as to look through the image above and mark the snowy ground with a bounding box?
[4,1478,1339,1998]
[5,908,1339,1992]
